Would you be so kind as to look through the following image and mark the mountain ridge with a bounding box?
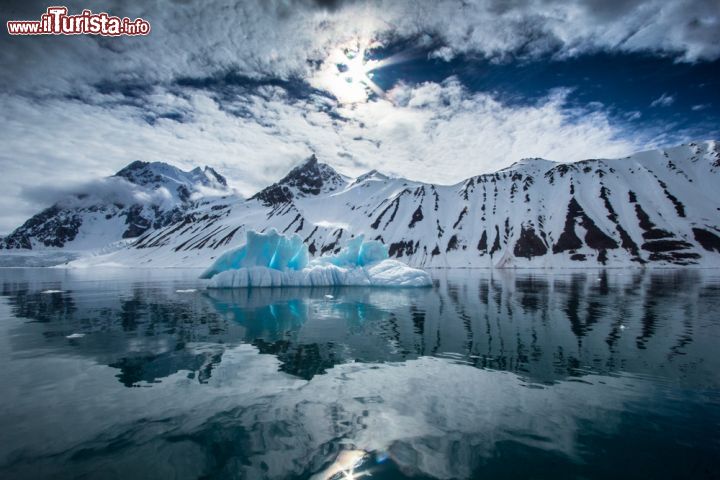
[3,141,720,268]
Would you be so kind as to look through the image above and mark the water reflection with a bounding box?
[0,269,719,479]
[1,269,719,387]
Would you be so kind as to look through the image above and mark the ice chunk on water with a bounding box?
[200,230,308,279]
[273,232,308,271]
[364,259,434,287]
[316,235,389,267]
[199,244,246,280]
[201,229,431,288]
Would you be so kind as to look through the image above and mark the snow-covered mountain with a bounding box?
[4,142,720,268]
[0,161,233,251]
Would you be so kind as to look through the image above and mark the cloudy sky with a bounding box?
[1,0,719,233]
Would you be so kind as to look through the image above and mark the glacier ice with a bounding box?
[200,229,432,288]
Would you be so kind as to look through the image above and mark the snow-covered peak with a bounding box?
[353,169,390,185]
[0,160,233,251]
[114,160,230,203]
[500,158,558,173]
[279,154,348,193]
[250,155,349,206]
[618,141,720,168]
[115,160,183,185]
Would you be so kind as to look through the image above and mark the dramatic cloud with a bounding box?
[0,0,717,233]
[0,78,651,232]
[331,80,647,180]
[2,0,719,95]
[393,0,720,62]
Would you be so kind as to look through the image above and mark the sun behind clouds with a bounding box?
[314,39,382,104]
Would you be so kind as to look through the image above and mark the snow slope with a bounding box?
[6,142,720,268]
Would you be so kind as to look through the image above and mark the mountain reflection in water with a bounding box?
[3,269,717,386]
[0,268,718,479]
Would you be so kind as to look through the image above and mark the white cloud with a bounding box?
[3,0,711,233]
[0,79,652,233]
[429,46,455,62]
[650,92,675,107]
[381,0,720,62]
[1,0,718,96]
[20,177,174,210]
[329,80,646,182]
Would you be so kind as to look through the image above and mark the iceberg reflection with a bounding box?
[0,268,719,479]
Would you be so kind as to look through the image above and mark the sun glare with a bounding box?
[316,40,383,104]
[315,449,372,480]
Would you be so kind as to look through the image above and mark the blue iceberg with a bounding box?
[200,229,432,288]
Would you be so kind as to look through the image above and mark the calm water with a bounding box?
[0,268,719,479]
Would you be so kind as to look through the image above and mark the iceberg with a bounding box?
[201,229,432,288]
